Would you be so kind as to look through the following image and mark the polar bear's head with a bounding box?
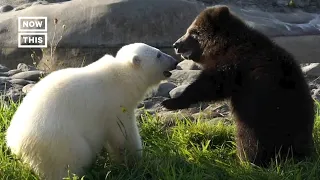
[116,43,178,83]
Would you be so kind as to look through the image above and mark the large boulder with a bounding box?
[0,0,319,73]
[0,0,204,71]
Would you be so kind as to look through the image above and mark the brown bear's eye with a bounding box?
[191,33,198,39]
[157,52,161,58]
[189,30,199,39]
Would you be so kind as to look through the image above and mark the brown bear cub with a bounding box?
[162,5,316,167]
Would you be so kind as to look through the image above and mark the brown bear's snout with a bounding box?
[173,35,191,54]
[173,38,183,52]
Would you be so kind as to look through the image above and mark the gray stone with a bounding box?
[11,70,45,81]
[0,76,12,81]
[169,84,189,98]
[0,72,9,77]
[168,70,201,86]
[302,63,320,76]
[22,84,35,94]
[294,0,311,7]
[0,48,44,71]
[32,1,49,6]
[176,60,202,70]
[302,63,320,74]
[0,0,204,70]
[273,35,320,64]
[0,0,319,72]
[0,65,9,72]
[43,0,71,3]
[155,82,177,98]
[275,0,288,6]
[14,3,33,11]
[1,1,319,70]
[0,0,68,7]
[7,69,22,76]
[9,79,34,86]
[0,5,14,13]
[17,63,37,71]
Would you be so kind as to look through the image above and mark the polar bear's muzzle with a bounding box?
[162,53,178,78]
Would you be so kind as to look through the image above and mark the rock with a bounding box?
[155,82,177,97]
[14,3,33,11]
[275,0,289,6]
[168,70,201,86]
[0,48,43,71]
[0,72,9,77]
[22,84,35,94]
[0,5,14,13]
[1,1,320,71]
[302,63,320,74]
[169,84,189,98]
[176,60,202,70]
[302,63,320,76]
[17,63,38,71]
[0,0,204,70]
[0,65,9,72]
[9,79,35,86]
[0,63,39,104]
[11,71,45,81]
[0,76,12,81]
[43,0,71,3]
[294,0,311,8]
[32,1,49,6]
[6,69,22,76]
[273,35,320,65]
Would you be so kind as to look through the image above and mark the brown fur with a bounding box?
[162,5,316,167]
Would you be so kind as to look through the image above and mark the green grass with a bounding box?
[1,100,320,180]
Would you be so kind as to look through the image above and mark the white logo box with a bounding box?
[18,17,47,32]
[18,17,48,48]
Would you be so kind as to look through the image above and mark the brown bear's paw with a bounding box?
[161,98,190,110]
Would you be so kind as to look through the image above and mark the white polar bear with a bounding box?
[5,43,178,180]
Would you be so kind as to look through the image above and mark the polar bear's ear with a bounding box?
[132,55,141,68]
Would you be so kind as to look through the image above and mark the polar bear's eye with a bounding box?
[157,52,161,58]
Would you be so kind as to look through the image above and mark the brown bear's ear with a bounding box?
[204,6,230,24]
[215,6,230,21]
[132,55,141,68]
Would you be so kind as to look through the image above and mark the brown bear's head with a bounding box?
[173,5,245,67]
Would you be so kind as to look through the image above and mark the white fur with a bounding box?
[5,43,177,180]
